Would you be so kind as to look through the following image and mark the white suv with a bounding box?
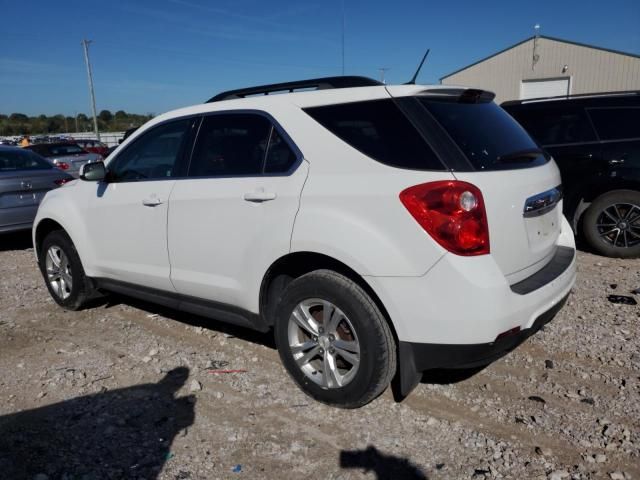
[33,76,576,408]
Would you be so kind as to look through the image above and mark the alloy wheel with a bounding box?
[287,298,360,389]
[595,203,640,248]
[45,245,73,300]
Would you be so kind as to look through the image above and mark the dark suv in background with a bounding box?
[503,92,640,258]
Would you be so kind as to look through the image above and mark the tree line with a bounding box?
[0,110,154,136]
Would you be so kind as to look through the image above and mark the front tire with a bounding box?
[274,270,396,408]
[582,190,640,258]
[39,230,94,310]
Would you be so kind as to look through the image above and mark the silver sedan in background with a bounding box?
[0,146,73,234]
[24,142,102,177]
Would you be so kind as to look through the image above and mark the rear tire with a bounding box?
[39,230,94,310]
[274,269,396,408]
[582,190,640,258]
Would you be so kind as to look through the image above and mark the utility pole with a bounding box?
[81,39,100,141]
[341,0,345,75]
[532,24,541,71]
[74,112,79,132]
[378,67,390,84]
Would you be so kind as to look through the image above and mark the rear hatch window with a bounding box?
[418,98,549,171]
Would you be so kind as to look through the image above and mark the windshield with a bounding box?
[0,149,52,171]
[419,98,549,171]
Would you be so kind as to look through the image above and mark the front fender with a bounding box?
[33,183,96,275]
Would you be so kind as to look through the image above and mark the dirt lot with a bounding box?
[0,232,638,480]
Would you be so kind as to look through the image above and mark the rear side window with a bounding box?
[0,149,52,171]
[588,107,640,141]
[505,106,596,146]
[421,99,548,170]
[189,114,272,177]
[304,99,443,170]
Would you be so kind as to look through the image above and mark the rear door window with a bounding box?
[264,128,298,174]
[304,99,444,170]
[421,99,548,170]
[189,114,272,177]
[505,106,596,146]
[0,149,52,171]
[588,107,640,141]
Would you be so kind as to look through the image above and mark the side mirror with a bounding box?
[79,161,106,182]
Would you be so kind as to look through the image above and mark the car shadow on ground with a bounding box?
[0,230,33,252]
[0,367,195,480]
[98,293,277,350]
[340,446,429,479]
[421,366,487,385]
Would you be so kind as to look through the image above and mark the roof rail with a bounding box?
[501,90,640,106]
[206,76,383,103]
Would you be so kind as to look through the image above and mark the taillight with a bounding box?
[399,180,490,256]
[55,161,70,170]
[54,178,71,186]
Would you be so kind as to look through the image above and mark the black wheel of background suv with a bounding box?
[39,230,95,310]
[274,269,397,408]
[582,190,640,258]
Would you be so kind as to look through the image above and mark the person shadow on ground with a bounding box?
[340,445,429,479]
[0,367,195,480]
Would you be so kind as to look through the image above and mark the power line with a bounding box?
[81,39,100,141]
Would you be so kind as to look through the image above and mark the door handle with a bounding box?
[142,197,163,207]
[243,191,277,202]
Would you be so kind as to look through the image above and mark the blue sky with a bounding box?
[1,0,639,116]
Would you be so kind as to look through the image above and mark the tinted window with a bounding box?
[505,106,596,145]
[304,99,443,170]
[109,119,191,181]
[0,149,52,171]
[189,114,271,177]
[264,129,297,173]
[47,144,86,156]
[588,107,640,140]
[422,99,547,170]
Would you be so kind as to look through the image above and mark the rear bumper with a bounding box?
[366,216,577,399]
[0,207,37,233]
[394,292,569,398]
[366,216,577,346]
[400,291,568,371]
[0,221,33,234]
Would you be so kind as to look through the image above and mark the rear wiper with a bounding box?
[496,148,544,163]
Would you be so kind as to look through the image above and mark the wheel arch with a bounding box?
[34,218,67,258]
[259,251,398,338]
[570,179,640,231]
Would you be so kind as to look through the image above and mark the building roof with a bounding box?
[440,35,640,81]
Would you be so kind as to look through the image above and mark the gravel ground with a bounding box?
[0,231,638,480]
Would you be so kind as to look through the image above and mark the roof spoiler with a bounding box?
[417,88,495,104]
[207,76,382,103]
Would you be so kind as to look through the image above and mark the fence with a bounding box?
[65,132,126,147]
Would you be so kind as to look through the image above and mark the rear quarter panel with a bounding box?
[278,104,452,277]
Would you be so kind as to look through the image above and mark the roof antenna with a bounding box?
[405,49,430,85]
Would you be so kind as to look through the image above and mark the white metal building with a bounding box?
[440,35,640,104]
